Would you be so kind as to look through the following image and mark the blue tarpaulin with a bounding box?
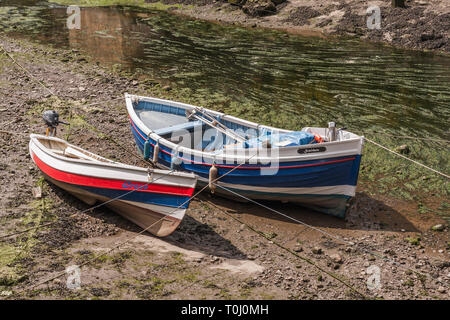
[242,131,317,148]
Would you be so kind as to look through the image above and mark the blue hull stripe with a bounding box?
[130,120,361,189]
[78,185,191,209]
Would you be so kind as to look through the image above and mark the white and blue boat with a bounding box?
[30,134,197,237]
[125,93,364,218]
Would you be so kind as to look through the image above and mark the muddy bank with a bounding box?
[108,0,450,53]
[0,35,449,300]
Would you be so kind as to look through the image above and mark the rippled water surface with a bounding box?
[1,2,449,140]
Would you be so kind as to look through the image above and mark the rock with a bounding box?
[227,0,246,5]
[293,245,303,253]
[383,249,396,255]
[162,85,172,91]
[431,224,445,232]
[32,186,42,199]
[242,0,276,17]
[434,261,450,269]
[420,33,442,42]
[89,107,104,114]
[394,144,410,155]
[330,253,343,264]
[437,286,446,293]
[262,232,277,239]
[90,287,110,297]
[391,0,405,8]
[405,237,421,246]
[312,247,322,254]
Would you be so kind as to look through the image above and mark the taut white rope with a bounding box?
[365,137,449,179]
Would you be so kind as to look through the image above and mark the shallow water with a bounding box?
[0,2,449,140]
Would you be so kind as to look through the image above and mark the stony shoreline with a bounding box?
[0,35,449,299]
[161,0,450,53]
[48,0,450,53]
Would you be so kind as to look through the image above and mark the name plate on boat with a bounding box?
[297,146,326,154]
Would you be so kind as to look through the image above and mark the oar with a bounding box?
[188,108,246,143]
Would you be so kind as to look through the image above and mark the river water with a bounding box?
[0,3,449,167]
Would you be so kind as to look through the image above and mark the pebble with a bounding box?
[395,144,410,155]
[437,286,446,293]
[312,247,322,254]
[330,253,343,264]
[431,224,445,232]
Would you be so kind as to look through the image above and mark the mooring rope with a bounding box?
[10,152,259,296]
[0,44,57,97]
[364,137,449,179]
[0,42,143,166]
[2,36,447,297]
[0,169,176,241]
[212,183,449,289]
[199,198,369,299]
[362,131,450,143]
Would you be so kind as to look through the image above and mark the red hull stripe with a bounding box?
[130,116,356,169]
[32,152,194,197]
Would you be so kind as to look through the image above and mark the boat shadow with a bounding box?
[201,191,419,234]
[46,183,248,260]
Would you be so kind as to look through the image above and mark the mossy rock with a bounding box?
[405,237,421,246]
[242,0,276,17]
[431,224,445,231]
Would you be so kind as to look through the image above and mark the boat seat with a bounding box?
[63,146,102,162]
[154,120,204,137]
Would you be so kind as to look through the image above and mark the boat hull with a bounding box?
[42,173,183,237]
[126,94,364,218]
[29,134,196,237]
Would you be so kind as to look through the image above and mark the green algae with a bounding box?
[0,178,52,289]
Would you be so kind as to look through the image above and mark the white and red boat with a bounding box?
[29,134,197,237]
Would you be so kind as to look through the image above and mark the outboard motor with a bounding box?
[43,110,69,136]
